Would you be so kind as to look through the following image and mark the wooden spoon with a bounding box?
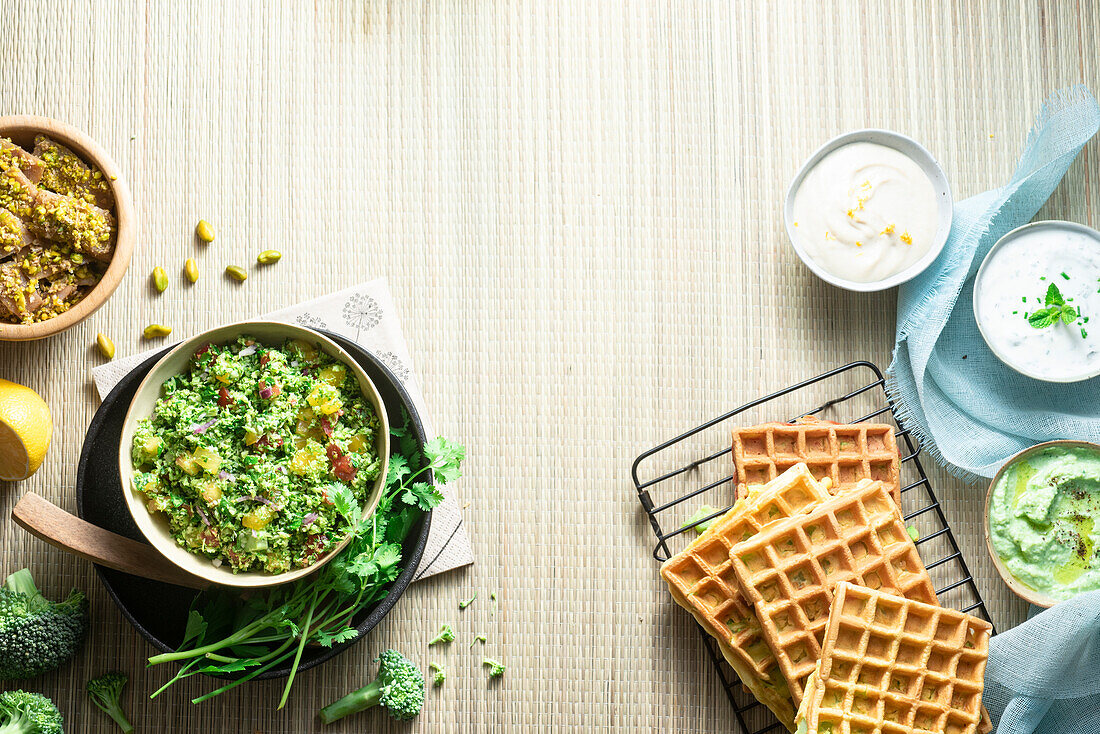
[11,492,210,590]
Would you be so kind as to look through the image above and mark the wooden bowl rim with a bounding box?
[0,114,136,341]
[983,438,1100,609]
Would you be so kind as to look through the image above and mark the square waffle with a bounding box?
[732,418,902,506]
[660,464,833,730]
[728,479,937,705]
[795,582,991,734]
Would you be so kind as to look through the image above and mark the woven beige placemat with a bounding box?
[92,277,473,580]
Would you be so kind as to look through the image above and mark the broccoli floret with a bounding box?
[429,662,445,688]
[458,592,477,610]
[427,624,454,646]
[482,658,506,678]
[86,672,134,733]
[469,634,486,648]
[0,569,88,680]
[319,650,425,724]
[0,690,63,734]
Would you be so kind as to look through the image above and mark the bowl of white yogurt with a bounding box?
[973,220,1100,383]
[784,130,953,291]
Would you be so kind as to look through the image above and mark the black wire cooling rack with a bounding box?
[631,361,994,734]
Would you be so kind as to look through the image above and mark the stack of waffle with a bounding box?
[661,419,991,734]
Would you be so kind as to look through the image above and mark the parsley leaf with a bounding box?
[329,483,358,524]
[386,453,411,486]
[402,481,445,511]
[425,436,466,484]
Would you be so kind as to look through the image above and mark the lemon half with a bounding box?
[0,378,52,481]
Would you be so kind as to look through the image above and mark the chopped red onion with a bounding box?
[259,386,274,400]
[190,418,217,434]
[217,470,236,483]
[195,505,210,527]
[239,345,257,356]
[302,512,319,528]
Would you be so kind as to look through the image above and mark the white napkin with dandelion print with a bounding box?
[91,277,473,581]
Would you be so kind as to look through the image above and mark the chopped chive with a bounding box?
[1012,311,1018,315]
[1022,297,1027,303]
[1062,272,1070,280]
[1082,328,1089,339]
[1041,276,1047,280]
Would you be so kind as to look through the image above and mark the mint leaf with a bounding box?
[1044,282,1065,306]
[1061,305,1079,325]
[1028,307,1060,329]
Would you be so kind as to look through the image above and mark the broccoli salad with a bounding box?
[131,335,382,574]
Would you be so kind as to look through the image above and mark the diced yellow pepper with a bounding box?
[243,429,260,446]
[290,447,321,475]
[319,364,346,387]
[242,504,275,530]
[175,453,199,475]
[348,434,369,453]
[143,436,163,456]
[290,339,318,362]
[200,481,222,505]
[307,385,342,415]
[192,446,222,474]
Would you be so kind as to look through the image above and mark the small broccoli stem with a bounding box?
[318,680,383,724]
[99,702,134,734]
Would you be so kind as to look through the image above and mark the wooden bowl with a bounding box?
[0,115,136,341]
[118,321,390,588]
[983,439,1100,608]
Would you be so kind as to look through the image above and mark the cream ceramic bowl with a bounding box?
[0,115,136,341]
[119,321,390,588]
[983,439,1100,608]
[783,129,953,292]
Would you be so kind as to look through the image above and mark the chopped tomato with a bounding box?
[326,442,357,482]
[218,387,233,408]
[260,352,270,366]
[319,416,334,437]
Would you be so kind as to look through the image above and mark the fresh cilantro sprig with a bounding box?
[1026,282,1086,336]
[146,411,464,709]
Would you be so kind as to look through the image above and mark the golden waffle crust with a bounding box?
[800,582,991,734]
[728,479,937,705]
[732,420,901,506]
[660,464,832,729]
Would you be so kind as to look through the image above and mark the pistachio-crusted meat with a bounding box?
[0,167,115,262]
[0,139,43,183]
[34,136,114,209]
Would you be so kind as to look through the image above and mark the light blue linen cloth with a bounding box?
[983,591,1100,734]
[886,85,1100,481]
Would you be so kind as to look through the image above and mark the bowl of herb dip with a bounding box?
[974,220,1100,383]
[119,321,389,588]
[985,440,1100,607]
